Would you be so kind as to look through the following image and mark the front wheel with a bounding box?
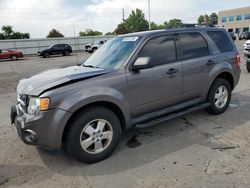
[66,106,121,163]
[206,78,232,115]
[246,61,250,73]
[11,55,18,61]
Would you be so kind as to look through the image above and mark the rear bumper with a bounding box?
[11,105,72,149]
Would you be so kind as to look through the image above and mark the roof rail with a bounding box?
[182,23,216,28]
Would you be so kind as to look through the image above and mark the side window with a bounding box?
[138,35,177,66]
[179,33,210,60]
[207,31,234,52]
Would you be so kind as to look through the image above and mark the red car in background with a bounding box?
[0,49,23,61]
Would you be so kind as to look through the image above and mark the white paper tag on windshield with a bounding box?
[122,37,139,42]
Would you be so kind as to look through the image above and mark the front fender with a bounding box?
[57,87,131,127]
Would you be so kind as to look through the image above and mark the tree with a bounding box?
[0,25,30,39]
[2,25,13,37]
[198,15,205,24]
[205,14,209,24]
[209,12,218,25]
[113,22,128,35]
[47,29,64,38]
[79,29,102,36]
[124,8,149,33]
[105,32,113,35]
[165,19,184,29]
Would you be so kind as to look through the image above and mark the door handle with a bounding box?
[206,60,215,65]
[167,68,178,75]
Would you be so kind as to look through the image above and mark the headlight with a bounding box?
[27,97,50,114]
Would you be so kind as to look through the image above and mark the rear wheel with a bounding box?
[206,78,231,115]
[66,106,121,163]
[10,55,18,61]
[246,61,250,73]
[63,51,70,56]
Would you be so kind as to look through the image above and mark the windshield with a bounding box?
[83,36,141,69]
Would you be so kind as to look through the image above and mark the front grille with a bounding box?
[17,94,28,113]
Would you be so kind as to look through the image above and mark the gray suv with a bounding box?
[11,27,241,163]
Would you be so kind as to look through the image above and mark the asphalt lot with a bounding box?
[1,41,250,188]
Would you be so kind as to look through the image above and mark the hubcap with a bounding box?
[214,86,228,109]
[80,119,113,154]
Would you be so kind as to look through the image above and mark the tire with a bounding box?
[92,48,97,53]
[246,61,250,73]
[10,55,18,61]
[64,51,70,56]
[43,53,50,58]
[66,106,121,163]
[206,78,232,115]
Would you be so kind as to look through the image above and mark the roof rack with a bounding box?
[182,23,216,28]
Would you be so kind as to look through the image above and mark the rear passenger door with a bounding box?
[179,32,214,102]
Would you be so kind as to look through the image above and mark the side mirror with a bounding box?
[132,57,152,71]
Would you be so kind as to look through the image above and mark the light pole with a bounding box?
[148,0,151,30]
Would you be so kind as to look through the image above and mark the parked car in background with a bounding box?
[239,32,250,40]
[38,44,72,58]
[244,40,250,72]
[11,27,240,163]
[85,43,92,52]
[229,32,236,41]
[0,49,23,61]
[85,40,106,53]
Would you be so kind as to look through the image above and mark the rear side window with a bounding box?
[138,35,177,66]
[207,31,234,52]
[179,33,210,60]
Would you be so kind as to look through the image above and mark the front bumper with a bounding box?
[10,105,72,149]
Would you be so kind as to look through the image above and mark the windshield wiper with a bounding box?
[82,64,99,69]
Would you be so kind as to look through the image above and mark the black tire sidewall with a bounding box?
[67,107,121,163]
[207,78,232,115]
[246,61,250,73]
[11,55,17,61]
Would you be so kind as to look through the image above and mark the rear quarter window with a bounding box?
[207,31,234,52]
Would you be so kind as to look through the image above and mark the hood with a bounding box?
[17,66,112,96]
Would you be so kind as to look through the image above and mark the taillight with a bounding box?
[236,53,241,69]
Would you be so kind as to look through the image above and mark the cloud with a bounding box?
[0,0,249,38]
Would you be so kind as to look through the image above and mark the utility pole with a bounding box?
[122,8,125,21]
[148,0,151,30]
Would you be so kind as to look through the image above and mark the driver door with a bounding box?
[126,35,182,117]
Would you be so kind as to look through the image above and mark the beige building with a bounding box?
[218,6,250,34]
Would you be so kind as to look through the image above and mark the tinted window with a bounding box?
[138,35,176,66]
[245,13,250,20]
[207,31,234,52]
[222,17,227,22]
[229,16,234,21]
[236,15,242,20]
[179,33,209,60]
[52,45,59,48]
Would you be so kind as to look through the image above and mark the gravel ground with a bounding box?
[1,42,250,188]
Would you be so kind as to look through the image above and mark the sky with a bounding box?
[0,0,249,38]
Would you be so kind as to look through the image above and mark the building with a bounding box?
[218,6,250,34]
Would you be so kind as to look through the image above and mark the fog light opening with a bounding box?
[23,130,37,143]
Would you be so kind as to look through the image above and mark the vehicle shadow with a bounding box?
[1,92,250,186]
[0,59,27,63]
